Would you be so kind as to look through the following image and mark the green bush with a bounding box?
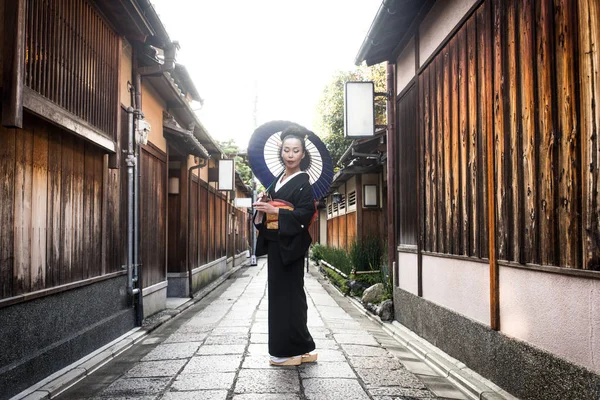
[310,244,324,263]
[324,267,349,295]
[350,236,383,272]
[319,246,352,275]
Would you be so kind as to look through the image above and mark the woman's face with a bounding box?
[281,137,305,171]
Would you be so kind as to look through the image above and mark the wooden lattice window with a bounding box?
[348,191,356,207]
[24,0,118,139]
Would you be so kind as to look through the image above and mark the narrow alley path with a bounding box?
[55,259,468,400]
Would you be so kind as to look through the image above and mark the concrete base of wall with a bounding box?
[0,275,135,400]
[142,281,168,318]
[393,288,600,400]
[168,255,243,298]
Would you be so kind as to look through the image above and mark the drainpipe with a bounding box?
[125,107,139,303]
[188,158,207,298]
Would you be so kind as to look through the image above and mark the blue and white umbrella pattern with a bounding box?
[248,121,334,199]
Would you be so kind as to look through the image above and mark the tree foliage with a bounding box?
[315,64,387,166]
[218,139,253,187]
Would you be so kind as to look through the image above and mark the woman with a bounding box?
[253,125,318,366]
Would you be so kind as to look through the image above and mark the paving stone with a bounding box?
[217,318,253,327]
[341,344,392,357]
[250,333,269,343]
[250,324,269,333]
[246,343,269,355]
[302,378,370,400]
[176,323,216,333]
[164,331,209,343]
[196,344,246,355]
[141,343,200,361]
[348,356,405,370]
[299,361,356,378]
[181,354,243,373]
[356,368,427,389]
[125,359,187,377]
[334,333,380,346]
[171,372,236,391]
[310,348,346,362]
[99,377,171,397]
[204,334,249,345]
[313,339,339,349]
[232,394,300,400]
[211,326,250,335]
[369,386,437,398]
[241,354,272,369]
[162,390,228,400]
[234,369,300,394]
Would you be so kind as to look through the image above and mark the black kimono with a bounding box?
[254,172,316,357]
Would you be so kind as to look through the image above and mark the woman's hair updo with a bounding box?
[280,125,312,171]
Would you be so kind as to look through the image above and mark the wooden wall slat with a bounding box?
[443,49,452,253]
[31,120,48,291]
[519,0,538,264]
[60,134,73,284]
[430,61,438,253]
[479,0,491,259]
[14,125,34,294]
[467,16,479,257]
[554,0,580,268]
[536,0,557,266]
[507,0,522,263]
[579,0,600,270]
[93,148,103,276]
[423,68,431,252]
[436,55,445,254]
[450,38,460,255]
[459,28,469,256]
[83,143,94,279]
[493,0,509,261]
[71,137,85,281]
[46,127,62,287]
[0,128,16,298]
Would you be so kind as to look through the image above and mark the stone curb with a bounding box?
[342,292,518,400]
[13,261,250,400]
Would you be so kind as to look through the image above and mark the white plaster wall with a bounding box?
[500,267,600,374]
[422,255,490,325]
[319,209,327,245]
[419,0,478,66]
[398,252,418,295]
[396,37,416,95]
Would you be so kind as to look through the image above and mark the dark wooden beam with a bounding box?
[2,0,26,128]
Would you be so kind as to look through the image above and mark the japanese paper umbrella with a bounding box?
[248,121,334,199]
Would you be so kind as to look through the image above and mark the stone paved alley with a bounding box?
[53,259,472,400]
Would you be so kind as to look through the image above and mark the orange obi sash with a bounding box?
[265,199,294,229]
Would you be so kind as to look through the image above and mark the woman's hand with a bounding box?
[252,200,280,215]
[256,191,269,202]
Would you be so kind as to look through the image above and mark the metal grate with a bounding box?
[24,0,118,138]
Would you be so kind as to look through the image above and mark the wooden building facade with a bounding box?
[357,0,599,399]
[0,1,250,398]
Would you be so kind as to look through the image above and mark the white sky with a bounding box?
[151,0,381,149]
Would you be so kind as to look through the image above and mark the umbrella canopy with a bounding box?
[248,121,334,199]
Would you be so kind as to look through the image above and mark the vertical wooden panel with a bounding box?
[46,127,62,287]
[31,121,48,291]
[507,0,521,262]
[429,61,438,253]
[71,137,85,281]
[423,68,431,252]
[579,0,600,270]
[519,0,538,264]
[14,125,34,294]
[0,128,16,298]
[443,48,452,253]
[459,28,469,256]
[436,55,446,253]
[450,38,460,254]
[467,16,479,258]
[493,0,509,261]
[536,0,557,266]
[93,148,103,276]
[60,134,73,283]
[554,0,580,268]
[82,143,94,279]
